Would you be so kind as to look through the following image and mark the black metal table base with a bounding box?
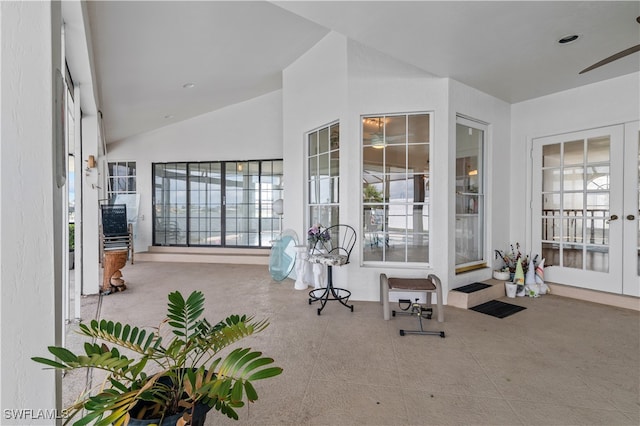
[308,266,353,315]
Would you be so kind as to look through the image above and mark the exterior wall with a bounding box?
[107,90,283,251]
[0,1,60,419]
[511,72,640,248]
[282,31,349,274]
[345,39,450,301]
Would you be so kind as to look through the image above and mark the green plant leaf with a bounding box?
[247,367,283,381]
[244,381,258,402]
[48,346,78,363]
[230,380,244,402]
[31,356,67,369]
[122,324,131,341]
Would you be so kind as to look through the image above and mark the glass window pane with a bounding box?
[586,246,608,272]
[407,234,429,262]
[408,175,428,203]
[308,178,317,204]
[586,216,609,245]
[564,140,584,166]
[542,217,560,242]
[563,167,584,191]
[543,169,561,192]
[586,193,609,210]
[385,144,406,170]
[564,192,583,213]
[562,218,583,243]
[563,243,583,269]
[543,144,561,167]
[388,175,408,203]
[543,193,561,211]
[363,181,384,203]
[319,127,329,153]
[408,114,429,143]
[385,116,406,144]
[586,166,609,190]
[587,136,610,163]
[309,132,318,155]
[388,204,407,231]
[363,147,384,173]
[407,144,429,173]
[330,150,339,177]
[318,153,330,177]
[330,123,340,150]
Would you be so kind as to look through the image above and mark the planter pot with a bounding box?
[504,282,517,298]
[128,370,212,426]
[493,270,510,280]
[127,403,210,426]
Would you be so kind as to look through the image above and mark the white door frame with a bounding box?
[622,121,640,296]
[532,125,624,293]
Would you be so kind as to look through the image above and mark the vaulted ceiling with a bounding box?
[79,1,639,143]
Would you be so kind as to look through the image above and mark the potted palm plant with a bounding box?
[33,290,282,426]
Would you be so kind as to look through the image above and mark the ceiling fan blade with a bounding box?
[579,44,640,74]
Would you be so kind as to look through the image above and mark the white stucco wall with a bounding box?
[107,90,283,251]
[282,31,349,276]
[511,72,640,248]
[345,39,450,301]
[1,1,60,420]
[282,33,512,302]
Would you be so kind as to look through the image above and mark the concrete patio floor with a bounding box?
[62,261,640,425]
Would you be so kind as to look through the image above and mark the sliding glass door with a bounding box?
[153,160,282,248]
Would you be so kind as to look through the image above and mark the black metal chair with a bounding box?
[308,224,356,315]
[100,204,133,264]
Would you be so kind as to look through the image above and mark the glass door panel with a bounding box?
[455,117,486,272]
[188,163,222,246]
[533,125,624,293]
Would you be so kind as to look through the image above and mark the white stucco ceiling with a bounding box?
[82,1,640,143]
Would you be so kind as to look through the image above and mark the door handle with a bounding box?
[628,214,636,221]
[606,214,619,223]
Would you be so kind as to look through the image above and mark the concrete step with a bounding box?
[447,279,507,309]
[135,246,270,265]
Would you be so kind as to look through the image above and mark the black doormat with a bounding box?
[470,300,526,318]
[454,282,492,293]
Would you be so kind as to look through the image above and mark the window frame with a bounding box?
[152,159,283,248]
[307,122,340,234]
[454,115,488,273]
[361,112,433,265]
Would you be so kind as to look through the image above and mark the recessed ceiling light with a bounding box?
[182,82,195,89]
[558,34,580,44]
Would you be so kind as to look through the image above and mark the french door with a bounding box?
[532,123,639,296]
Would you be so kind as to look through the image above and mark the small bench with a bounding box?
[380,273,444,322]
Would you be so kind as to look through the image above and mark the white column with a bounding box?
[0,0,61,418]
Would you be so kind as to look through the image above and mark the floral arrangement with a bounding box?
[308,223,331,245]
[495,242,537,274]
